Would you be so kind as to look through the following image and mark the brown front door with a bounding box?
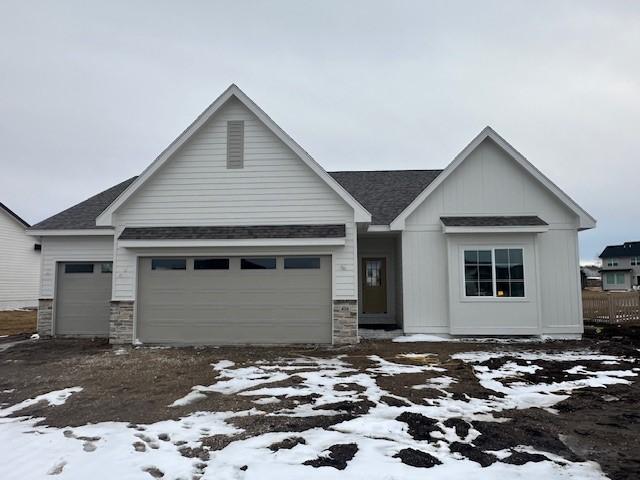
[362,257,387,314]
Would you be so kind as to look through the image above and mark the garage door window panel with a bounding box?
[151,259,187,270]
[194,258,229,270]
[284,257,321,269]
[101,263,113,273]
[65,263,94,274]
[241,258,276,270]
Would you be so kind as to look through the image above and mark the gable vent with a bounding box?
[226,120,244,169]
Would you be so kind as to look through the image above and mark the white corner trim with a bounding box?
[442,225,549,234]
[389,126,596,231]
[117,237,346,248]
[96,84,371,226]
[26,229,115,237]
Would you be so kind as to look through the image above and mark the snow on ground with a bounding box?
[367,354,446,375]
[393,334,547,343]
[0,410,252,480]
[451,350,629,363]
[1,349,634,479]
[453,350,637,411]
[0,387,82,418]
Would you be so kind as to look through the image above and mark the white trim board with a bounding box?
[389,126,596,231]
[96,84,371,226]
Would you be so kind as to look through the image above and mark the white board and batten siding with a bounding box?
[111,97,357,301]
[402,138,583,335]
[0,211,40,309]
[39,236,114,299]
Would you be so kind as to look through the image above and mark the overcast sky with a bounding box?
[1,1,638,262]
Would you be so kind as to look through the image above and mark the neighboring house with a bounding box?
[580,265,602,290]
[599,242,640,291]
[27,85,596,345]
[0,202,40,309]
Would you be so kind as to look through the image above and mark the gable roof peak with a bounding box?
[389,126,596,231]
[95,85,371,226]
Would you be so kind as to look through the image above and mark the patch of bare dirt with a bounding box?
[268,436,307,451]
[303,443,358,470]
[396,412,443,442]
[393,448,441,468]
[448,441,497,467]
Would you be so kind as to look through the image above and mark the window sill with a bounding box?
[460,297,530,304]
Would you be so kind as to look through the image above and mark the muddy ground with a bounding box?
[0,327,638,479]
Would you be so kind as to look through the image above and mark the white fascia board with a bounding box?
[27,229,115,237]
[390,126,597,231]
[367,225,391,232]
[442,225,550,234]
[118,237,346,248]
[96,85,371,226]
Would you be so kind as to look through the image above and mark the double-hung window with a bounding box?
[464,248,525,298]
[607,259,619,267]
[631,257,640,267]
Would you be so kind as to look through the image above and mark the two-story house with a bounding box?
[599,241,640,291]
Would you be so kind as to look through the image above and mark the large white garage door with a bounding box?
[137,255,332,344]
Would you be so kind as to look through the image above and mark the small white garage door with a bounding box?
[55,262,112,336]
[137,255,332,344]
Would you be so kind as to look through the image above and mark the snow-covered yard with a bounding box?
[0,339,638,479]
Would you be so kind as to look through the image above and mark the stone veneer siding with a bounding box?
[109,301,134,344]
[332,299,358,345]
[37,299,54,337]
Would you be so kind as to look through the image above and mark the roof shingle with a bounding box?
[600,242,640,259]
[119,224,346,240]
[30,177,137,230]
[328,170,442,225]
[440,216,548,227]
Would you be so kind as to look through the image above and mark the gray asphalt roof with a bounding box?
[440,216,548,227]
[30,170,443,230]
[30,177,137,230]
[600,241,640,258]
[119,224,346,240]
[328,170,442,224]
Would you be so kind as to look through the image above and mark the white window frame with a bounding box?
[607,259,619,267]
[631,257,640,267]
[461,246,527,301]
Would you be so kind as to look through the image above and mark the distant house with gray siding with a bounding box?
[580,265,601,290]
[599,242,640,291]
[27,84,596,344]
